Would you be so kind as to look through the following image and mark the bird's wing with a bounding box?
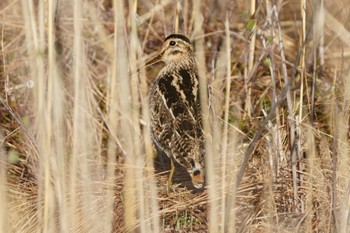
[150,69,204,170]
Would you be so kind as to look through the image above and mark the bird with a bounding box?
[149,34,206,189]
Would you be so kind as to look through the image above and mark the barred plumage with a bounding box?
[149,34,205,189]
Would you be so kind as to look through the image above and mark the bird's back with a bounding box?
[149,65,205,171]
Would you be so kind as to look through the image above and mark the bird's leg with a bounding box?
[167,159,175,189]
[152,149,157,159]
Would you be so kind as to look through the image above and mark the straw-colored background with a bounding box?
[1,0,350,232]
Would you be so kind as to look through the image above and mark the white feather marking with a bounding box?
[192,73,198,102]
[157,89,176,120]
[171,74,187,103]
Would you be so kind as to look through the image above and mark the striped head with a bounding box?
[161,34,194,64]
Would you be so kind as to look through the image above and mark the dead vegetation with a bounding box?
[1,0,350,232]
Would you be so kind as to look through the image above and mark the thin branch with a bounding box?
[0,96,39,154]
[273,5,298,211]
[236,17,307,188]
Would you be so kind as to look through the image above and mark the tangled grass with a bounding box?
[1,0,350,232]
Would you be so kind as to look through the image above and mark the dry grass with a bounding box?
[1,0,350,232]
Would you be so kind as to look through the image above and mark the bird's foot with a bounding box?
[163,180,176,193]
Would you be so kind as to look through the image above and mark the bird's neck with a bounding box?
[164,56,197,72]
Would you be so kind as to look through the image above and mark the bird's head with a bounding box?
[161,34,194,65]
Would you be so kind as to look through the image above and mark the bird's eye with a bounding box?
[169,41,176,46]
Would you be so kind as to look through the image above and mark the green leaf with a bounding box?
[247,20,256,30]
[263,57,271,66]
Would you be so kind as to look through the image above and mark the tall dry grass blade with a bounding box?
[263,3,285,181]
[129,0,150,231]
[304,123,316,232]
[183,0,189,35]
[69,0,83,230]
[220,14,234,233]
[264,134,278,232]
[70,0,104,231]
[318,0,325,66]
[21,0,47,231]
[103,66,118,230]
[115,0,137,231]
[139,48,160,233]
[330,67,338,231]
[133,2,160,230]
[273,5,298,212]
[296,1,307,200]
[295,2,307,208]
[336,69,350,233]
[20,0,44,151]
[193,1,217,232]
[311,0,325,124]
[103,0,120,230]
[0,132,8,233]
[268,122,283,228]
[300,0,306,105]
[174,0,180,33]
[245,0,256,117]
[324,10,350,47]
[46,0,69,232]
[71,1,105,229]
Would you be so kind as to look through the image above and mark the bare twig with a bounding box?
[324,10,350,47]
[244,0,256,117]
[221,14,232,233]
[0,96,39,154]
[138,0,173,25]
[174,0,180,33]
[236,7,307,187]
[193,1,217,232]
[273,5,299,212]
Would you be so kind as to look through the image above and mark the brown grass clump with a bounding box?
[1,0,350,232]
